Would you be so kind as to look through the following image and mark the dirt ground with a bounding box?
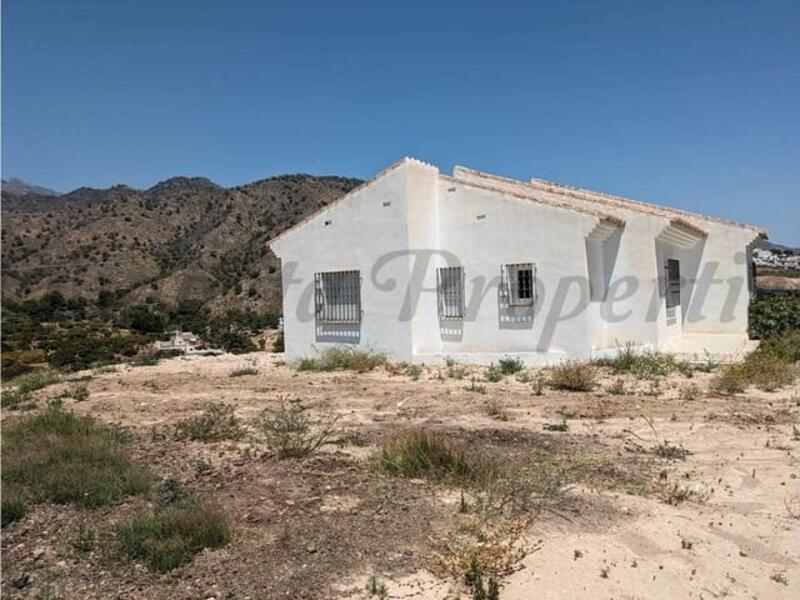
[2,353,798,599]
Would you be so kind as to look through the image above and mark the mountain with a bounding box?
[1,177,61,198]
[1,173,362,316]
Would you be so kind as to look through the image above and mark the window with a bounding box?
[437,266,464,319]
[502,263,535,306]
[665,259,680,309]
[314,270,361,323]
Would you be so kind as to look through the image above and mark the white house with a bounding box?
[269,158,767,365]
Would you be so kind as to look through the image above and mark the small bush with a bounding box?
[680,383,701,401]
[296,347,387,372]
[484,398,509,421]
[2,408,151,524]
[484,364,503,383]
[406,364,423,380]
[465,377,487,394]
[256,399,339,458]
[272,330,285,353]
[606,378,627,395]
[377,430,497,486]
[549,361,596,392]
[175,403,245,442]
[710,365,747,395]
[65,383,90,402]
[749,291,800,339]
[498,356,524,375]
[602,345,685,379]
[228,367,259,377]
[116,498,231,572]
[7,369,62,395]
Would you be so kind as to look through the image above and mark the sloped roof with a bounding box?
[529,177,767,237]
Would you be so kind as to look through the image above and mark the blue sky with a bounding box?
[3,0,798,244]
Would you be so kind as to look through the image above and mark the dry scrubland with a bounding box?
[2,347,799,599]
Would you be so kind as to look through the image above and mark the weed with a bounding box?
[229,367,259,377]
[406,364,423,380]
[69,523,96,555]
[606,378,627,395]
[131,350,182,367]
[332,431,368,447]
[464,555,500,600]
[709,364,746,395]
[115,498,231,572]
[485,364,503,383]
[65,383,90,402]
[296,347,387,372]
[601,344,692,379]
[2,407,150,525]
[194,460,212,476]
[543,420,569,432]
[448,364,468,379]
[175,402,245,442]
[8,369,62,395]
[515,370,531,383]
[549,361,596,392]
[377,430,497,486]
[465,377,487,394]
[531,373,546,396]
[459,491,470,513]
[498,356,524,375]
[484,398,509,421]
[365,575,388,599]
[680,383,701,401]
[156,479,188,506]
[624,416,690,460]
[256,399,339,458]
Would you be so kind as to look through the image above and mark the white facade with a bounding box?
[269,158,766,365]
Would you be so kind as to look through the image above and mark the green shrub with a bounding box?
[709,364,747,395]
[2,408,151,524]
[175,403,245,442]
[549,361,596,391]
[498,356,524,375]
[131,349,182,367]
[256,400,339,458]
[377,430,497,486]
[1,493,27,528]
[115,498,230,572]
[406,364,423,380]
[7,369,62,395]
[602,344,686,379]
[228,367,259,377]
[484,364,503,383]
[749,291,800,339]
[296,347,387,372]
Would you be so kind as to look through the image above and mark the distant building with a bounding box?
[154,330,219,354]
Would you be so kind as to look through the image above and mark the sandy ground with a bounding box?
[2,352,798,599]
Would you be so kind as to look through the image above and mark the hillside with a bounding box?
[1,174,362,316]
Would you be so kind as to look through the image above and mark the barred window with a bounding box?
[502,263,535,306]
[315,270,361,323]
[665,259,680,309]
[437,266,464,319]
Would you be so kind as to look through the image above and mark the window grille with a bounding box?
[501,263,535,306]
[314,270,361,323]
[665,259,681,309]
[437,266,464,319]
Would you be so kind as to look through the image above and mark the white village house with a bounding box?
[269,158,767,365]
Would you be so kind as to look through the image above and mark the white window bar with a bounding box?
[314,270,361,323]
[665,259,680,309]
[502,263,535,306]
[437,266,464,319]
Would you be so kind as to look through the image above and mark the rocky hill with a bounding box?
[1,174,362,315]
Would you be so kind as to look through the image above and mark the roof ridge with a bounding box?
[449,166,624,226]
[529,177,767,236]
